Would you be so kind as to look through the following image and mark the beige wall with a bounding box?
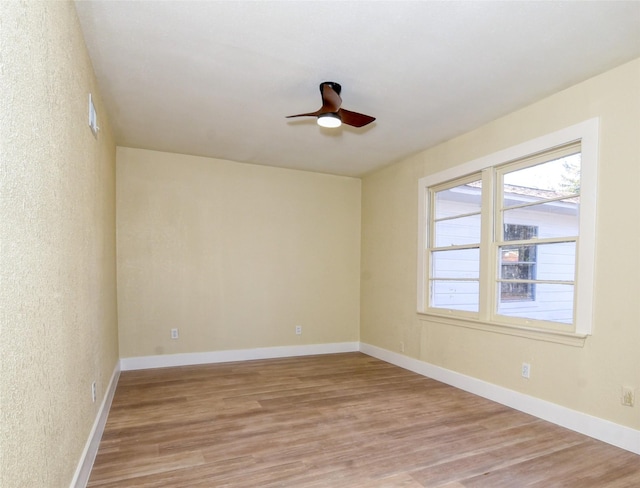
[116,148,361,358]
[0,2,118,487]
[361,58,640,430]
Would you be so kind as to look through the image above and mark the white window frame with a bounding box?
[417,118,598,343]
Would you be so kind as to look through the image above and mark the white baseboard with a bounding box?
[359,342,640,455]
[120,342,360,371]
[69,362,121,488]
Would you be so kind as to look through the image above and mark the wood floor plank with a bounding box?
[88,353,640,487]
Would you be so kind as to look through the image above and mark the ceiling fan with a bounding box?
[286,82,376,128]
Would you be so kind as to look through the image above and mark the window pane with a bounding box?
[499,242,575,282]
[435,214,481,247]
[431,280,479,312]
[497,283,574,324]
[535,242,576,281]
[503,153,581,203]
[434,180,482,219]
[432,249,479,279]
[503,200,579,240]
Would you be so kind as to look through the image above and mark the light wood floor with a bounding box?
[88,353,640,487]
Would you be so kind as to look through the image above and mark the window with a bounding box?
[417,119,598,339]
[429,176,482,313]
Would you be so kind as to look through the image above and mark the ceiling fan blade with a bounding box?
[338,108,376,128]
[319,82,342,114]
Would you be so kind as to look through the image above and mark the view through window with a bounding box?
[418,119,598,337]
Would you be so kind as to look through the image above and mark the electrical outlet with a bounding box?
[622,387,635,407]
[295,325,302,335]
[400,341,405,353]
[171,328,179,339]
[91,381,97,403]
[521,363,531,379]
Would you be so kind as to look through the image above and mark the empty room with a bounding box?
[2,1,640,487]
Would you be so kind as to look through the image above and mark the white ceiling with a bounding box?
[75,1,640,177]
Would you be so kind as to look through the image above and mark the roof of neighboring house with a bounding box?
[466,181,579,203]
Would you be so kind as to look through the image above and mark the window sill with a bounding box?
[417,311,588,347]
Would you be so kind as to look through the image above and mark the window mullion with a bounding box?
[478,167,495,321]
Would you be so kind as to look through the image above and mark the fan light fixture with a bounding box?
[317,113,342,128]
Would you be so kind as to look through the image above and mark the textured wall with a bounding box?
[117,148,361,358]
[361,58,640,430]
[0,2,118,487]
